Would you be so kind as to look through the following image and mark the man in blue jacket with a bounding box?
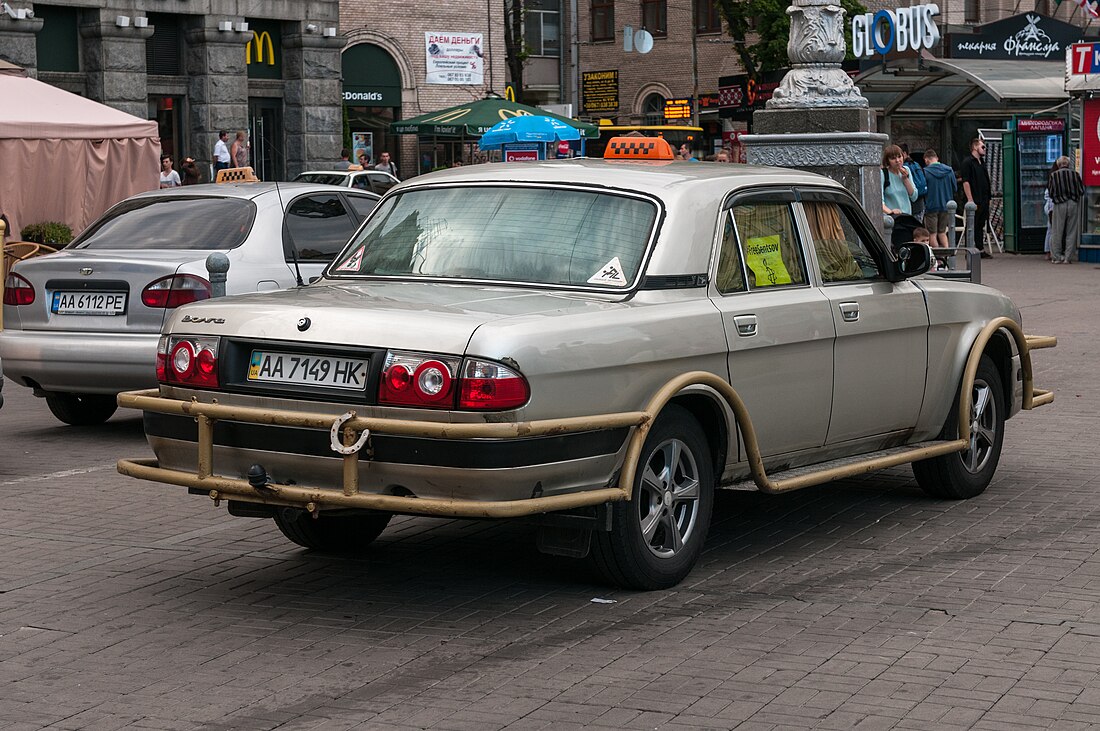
[921,149,957,248]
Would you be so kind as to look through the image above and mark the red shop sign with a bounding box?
[1083,99,1100,187]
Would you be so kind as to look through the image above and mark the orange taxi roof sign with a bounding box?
[603,136,676,160]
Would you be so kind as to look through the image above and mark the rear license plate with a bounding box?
[51,291,127,315]
[247,351,368,390]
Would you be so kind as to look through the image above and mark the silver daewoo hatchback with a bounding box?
[1,183,379,425]
[116,143,1055,590]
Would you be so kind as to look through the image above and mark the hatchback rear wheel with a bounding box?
[593,405,714,590]
[44,391,118,426]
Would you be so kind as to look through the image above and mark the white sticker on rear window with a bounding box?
[334,245,365,273]
[587,257,627,286]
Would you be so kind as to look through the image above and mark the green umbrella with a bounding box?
[391,96,598,138]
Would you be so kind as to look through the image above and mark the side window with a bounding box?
[350,174,371,191]
[804,201,883,282]
[284,194,357,262]
[346,194,379,221]
[368,173,398,194]
[715,212,746,293]
[730,201,807,289]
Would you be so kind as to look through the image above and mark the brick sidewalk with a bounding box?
[0,254,1096,730]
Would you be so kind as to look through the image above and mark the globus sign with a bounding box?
[852,4,941,59]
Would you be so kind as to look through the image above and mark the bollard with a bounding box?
[205,252,230,298]
[946,200,958,248]
[883,214,894,245]
[964,201,977,248]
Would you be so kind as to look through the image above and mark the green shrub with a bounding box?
[20,221,73,246]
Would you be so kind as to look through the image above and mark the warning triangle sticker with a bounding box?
[334,245,365,272]
[587,257,628,286]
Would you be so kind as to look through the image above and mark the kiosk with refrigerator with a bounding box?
[1003,118,1065,253]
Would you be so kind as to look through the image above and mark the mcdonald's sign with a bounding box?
[245,22,282,79]
[247,31,275,65]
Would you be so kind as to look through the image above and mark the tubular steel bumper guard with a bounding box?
[117,318,1056,518]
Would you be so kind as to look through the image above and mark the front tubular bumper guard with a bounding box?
[117,318,1055,517]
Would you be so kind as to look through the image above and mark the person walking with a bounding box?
[181,156,201,186]
[334,149,352,171]
[159,155,181,188]
[899,144,928,220]
[1047,155,1085,264]
[679,142,699,161]
[230,130,249,169]
[960,138,992,258]
[374,151,399,179]
[212,131,231,174]
[921,149,957,248]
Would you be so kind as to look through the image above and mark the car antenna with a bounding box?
[274,179,305,287]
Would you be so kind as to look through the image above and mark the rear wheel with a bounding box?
[44,391,118,426]
[913,354,1005,500]
[593,405,714,590]
[273,509,391,552]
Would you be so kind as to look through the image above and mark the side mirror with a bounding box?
[894,242,932,279]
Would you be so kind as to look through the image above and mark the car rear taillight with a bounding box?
[3,272,34,306]
[141,274,211,309]
[159,335,219,388]
[379,352,461,408]
[458,359,530,410]
[378,351,530,411]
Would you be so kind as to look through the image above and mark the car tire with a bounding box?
[592,405,714,590]
[913,354,1005,500]
[272,508,391,552]
[44,391,118,426]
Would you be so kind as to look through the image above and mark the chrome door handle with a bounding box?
[839,301,859,322]
[733,314,757,337]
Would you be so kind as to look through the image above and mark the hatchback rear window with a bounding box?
[72,197,257,250]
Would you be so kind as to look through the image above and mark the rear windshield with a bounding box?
[295,173,347,186]
[72,197,257,250]
[326,185,659,289]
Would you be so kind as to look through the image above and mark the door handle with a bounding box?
[839,301,859,322]
[733,314,757,337]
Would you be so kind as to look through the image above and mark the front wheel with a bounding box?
[273,509,391,552]
[592,405,714,590]
[913,354,1005,500]
[44,391,118,426]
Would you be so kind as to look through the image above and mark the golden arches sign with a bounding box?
[423,108,472,124]
[504,85,516,102]
[497,109,533,121]
[247,31,275,66]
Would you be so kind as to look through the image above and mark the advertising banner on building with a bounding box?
[425,33,484,85]
[948,13,1093,60]
[1082,98,1100,186]
[1067,43,1100,92]
[582,70,619,113]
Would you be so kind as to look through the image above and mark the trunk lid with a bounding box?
[5,249,210,332]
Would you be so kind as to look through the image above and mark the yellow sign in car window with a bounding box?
[744,235,791,287]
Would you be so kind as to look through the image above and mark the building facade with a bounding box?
[338,1,507,177]
[0,0,342,181]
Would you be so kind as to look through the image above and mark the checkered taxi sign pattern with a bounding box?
[604,137,675,160]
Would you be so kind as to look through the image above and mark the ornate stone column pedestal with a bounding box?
[739,0,888,233]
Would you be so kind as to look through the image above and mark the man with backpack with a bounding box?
[921,149,957,248]
[899,143,928,220]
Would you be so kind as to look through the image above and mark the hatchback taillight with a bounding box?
[3,272,34,306]
[141,274,211,309]
[159,335,219,388]
[378,351,530,411]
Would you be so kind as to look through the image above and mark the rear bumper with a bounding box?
[0,330,159,393]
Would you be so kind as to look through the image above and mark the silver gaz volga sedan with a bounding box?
[1,182,379,425]
[116,153,1055,590]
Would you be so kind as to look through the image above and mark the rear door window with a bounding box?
[284,194,360,262]
[729,200,807,290]
[345,193,380,221]
[73,197,256,250]
[367,173,398,194]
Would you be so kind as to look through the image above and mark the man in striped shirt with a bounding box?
[1048,155,1085,264]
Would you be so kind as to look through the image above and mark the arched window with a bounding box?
[642,93,665,125]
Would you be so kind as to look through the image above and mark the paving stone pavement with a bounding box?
[0,254,1097,730]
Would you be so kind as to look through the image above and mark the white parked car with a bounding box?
[1,182,379,425]
[294,169,400,196]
